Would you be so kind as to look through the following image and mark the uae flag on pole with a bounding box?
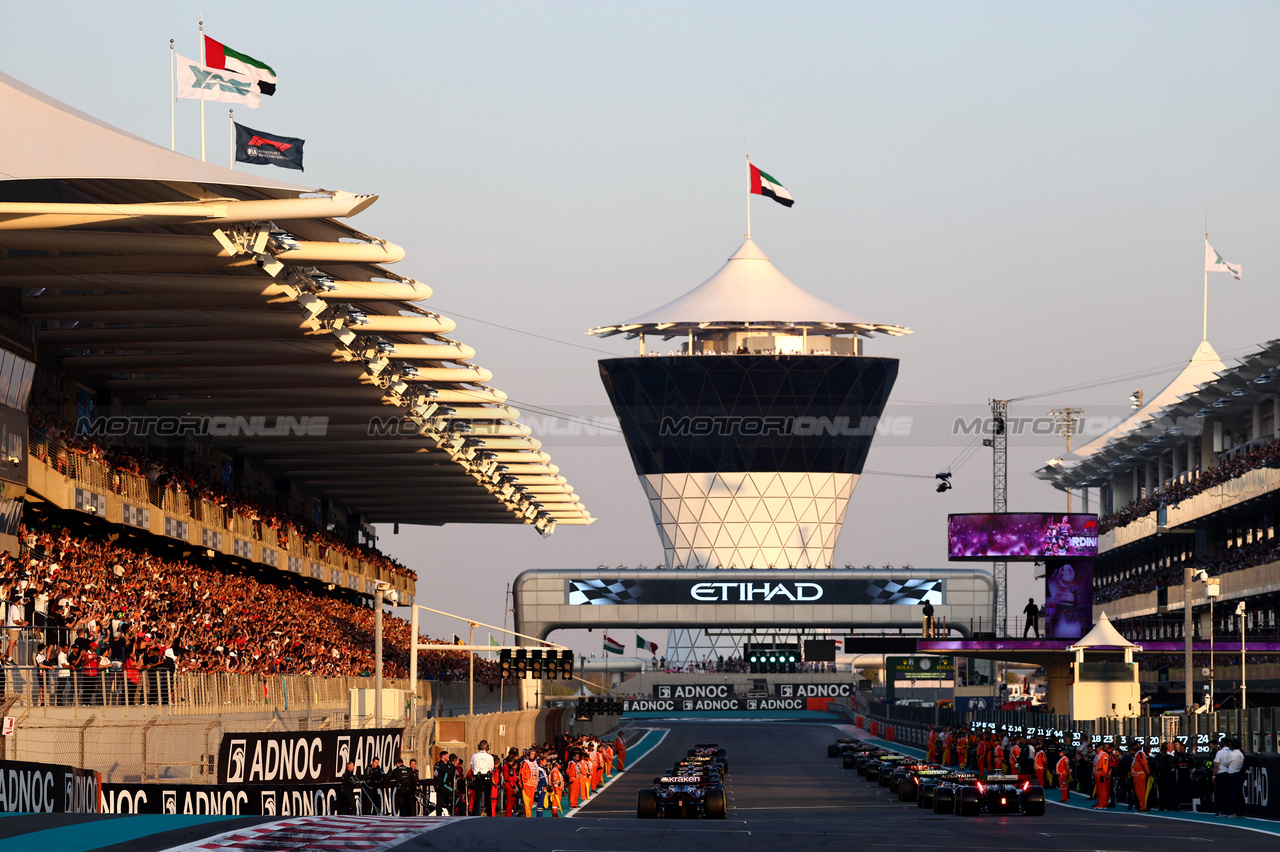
[205,35,277,95]
[603,635,624,655]
[234,123,305,171]
[750,164,794,207]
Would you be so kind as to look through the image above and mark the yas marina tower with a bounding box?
[589,235,911,663]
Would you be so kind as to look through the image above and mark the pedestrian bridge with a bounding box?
[512,568,993,641]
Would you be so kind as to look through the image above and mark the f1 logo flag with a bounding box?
[234,122,305,171]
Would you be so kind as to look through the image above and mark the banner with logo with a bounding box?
[568,577,942,606]
[0,760,100,813]
[216,728,401,785]
[234,123,305,171]
[624,697,808,713]
[773,682,852,698]
[887,656,955,680]
[100,781,396,816]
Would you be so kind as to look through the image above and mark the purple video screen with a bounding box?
[947,513,1098,560]
[1044,560,1093,640]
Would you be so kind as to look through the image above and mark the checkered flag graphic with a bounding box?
[863,578,941,605]
[568,578,646,605]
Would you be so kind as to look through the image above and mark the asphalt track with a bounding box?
[0,717,1275,851]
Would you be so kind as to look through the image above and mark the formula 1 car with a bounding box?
[863,753,911,783]
[916,769,967,809]
[889,764,943,800]
[841,744,885,770]
[686,743,729,774]
[934,773,1045,816]
[828,737,858,757]
[637,772,728,819]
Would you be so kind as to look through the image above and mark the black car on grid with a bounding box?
[637,771,727,820]
[842,744,885,770]
[935,772,1045,816]
[891,764,945,801]
[916,769,967,809]
[863,754,911,783]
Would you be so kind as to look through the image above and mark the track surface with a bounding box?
[0,718,1273,851]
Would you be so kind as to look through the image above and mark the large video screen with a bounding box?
[947,513,1098,560]
[1044,560,1093,640]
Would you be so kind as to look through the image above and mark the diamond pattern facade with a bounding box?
[599,354,901,664]
[641,471,856,570]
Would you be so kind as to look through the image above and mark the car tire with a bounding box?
[828,746,839,757]
[899,780,917,802]
[637,790,658,819]
[705,789,727,819]
[933,788,954,814]
[843,754,855,770]
[1023,786,1046,816]
[957,789,980,817]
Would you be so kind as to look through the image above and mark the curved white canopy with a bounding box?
[1068,612,1139,650]
[0,70,306,191]
[588,238,911,338]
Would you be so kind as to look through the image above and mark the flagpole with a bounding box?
[1203,212,1209,341]
[228,109,234,169]
[198,6,206,162]
[169,40,176,151]
[744,140,752,240]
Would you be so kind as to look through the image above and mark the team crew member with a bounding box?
[926,728,938,763]
[615,734,627,771]
[1093,746,1112,810]
[1130,744,1150,812]
[520,751,540,817]
[976,735,987,774]
[578,750,591,804]
[502,749,520,817]
[1056,752,1071,802]
[566,752,579,809]
[548,759,564,816]
[470,740,495,817]
[390,757,416,817]
[1034,747,1047,788]
[339,760,359,815]
[993,741,1006,775]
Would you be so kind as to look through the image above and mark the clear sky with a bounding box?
[6,2,1279,657]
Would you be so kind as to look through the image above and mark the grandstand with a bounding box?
[1036,338,1280,703]
[0,69,591,719]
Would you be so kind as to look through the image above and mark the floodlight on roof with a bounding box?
[268,228,302,253]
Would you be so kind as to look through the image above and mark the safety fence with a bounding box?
[0,667,428,716]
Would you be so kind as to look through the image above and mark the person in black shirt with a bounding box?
[389,757,416,817]
[409,759,422,816]
[1023,598,1040,638]
[921,601,935,638]
[339,761,359,815]
[432,754,452,815]
[364,758,386,814]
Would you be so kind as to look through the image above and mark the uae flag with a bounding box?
[603,635,624,655]
[205,35,277,95]
[750,164,794,207]
[636,633,658,655]
[235,123,305,171]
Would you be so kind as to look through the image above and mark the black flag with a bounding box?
[234,122,305,171]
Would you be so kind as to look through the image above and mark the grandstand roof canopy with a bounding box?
[587,237,912,340]
[1036,337,1280,489]
[0,72,591,532]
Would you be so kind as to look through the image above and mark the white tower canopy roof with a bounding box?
[588,238,911,339]
[1068,612,1138,651]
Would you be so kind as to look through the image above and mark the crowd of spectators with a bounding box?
[28,409,415,581]
[0,519,499,684]
[1099,435,1280,534]
[1093,531,1280,604]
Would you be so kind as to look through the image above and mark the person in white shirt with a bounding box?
[469,740,495,816]
[1224,738,1246,818]
[1212,740,1233,815]
[55,642,72,706]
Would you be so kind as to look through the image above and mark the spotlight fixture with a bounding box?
[935,471,952,493]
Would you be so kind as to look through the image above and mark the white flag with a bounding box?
[1205,241,1242,280]
[175,54,260,108]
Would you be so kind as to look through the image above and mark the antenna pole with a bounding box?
[1203,212,1209,341]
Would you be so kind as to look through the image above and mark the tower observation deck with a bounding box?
[589,237,911,577]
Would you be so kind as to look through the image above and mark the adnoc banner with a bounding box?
[624,697,807,713]
[99,781,397,816]
[216,728,401,785]
[568,577,942,606]
[0,760,100,813]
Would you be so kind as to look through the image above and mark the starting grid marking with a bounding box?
[161,815,466,852]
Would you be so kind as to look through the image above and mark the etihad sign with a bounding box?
[690,581,823,603]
